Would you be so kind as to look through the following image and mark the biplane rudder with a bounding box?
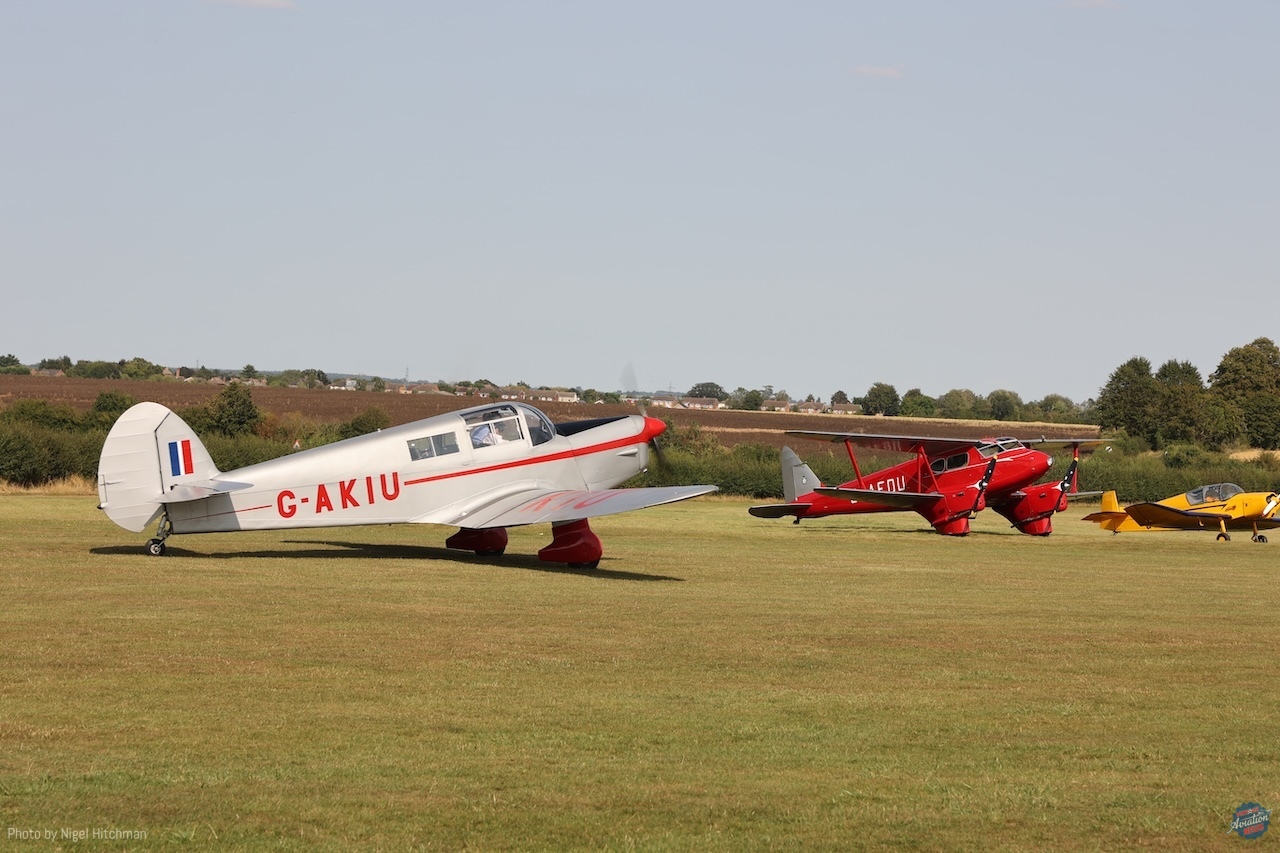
[97,402,221,533]
[781,445,822,503]
[746,446,820,520]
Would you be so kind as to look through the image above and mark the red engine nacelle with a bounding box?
[993,487,1068,536]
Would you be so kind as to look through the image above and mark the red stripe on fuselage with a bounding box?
[403,431,645,488]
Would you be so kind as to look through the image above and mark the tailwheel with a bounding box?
[569,560,601,570]
[145,514,172,556]
[1253,534,1268,544]
[1216,532,1231,541]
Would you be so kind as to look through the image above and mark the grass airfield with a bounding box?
[2,494,1277,851]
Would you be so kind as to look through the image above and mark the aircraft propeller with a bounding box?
[1055,457,1080,495]
[622,363,669,470]
[969,455,998,516]
[1265,493,1280,518]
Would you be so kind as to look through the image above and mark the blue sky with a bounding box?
[3,1,1277,403]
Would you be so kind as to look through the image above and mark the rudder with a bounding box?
[781,446,822,503]
[97,402,220,532]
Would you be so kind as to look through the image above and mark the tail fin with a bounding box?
[781,446,822,503]
[97,402,221,532]
[1081,490,1128,529]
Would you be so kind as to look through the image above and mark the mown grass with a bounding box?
[2,495,1277,850]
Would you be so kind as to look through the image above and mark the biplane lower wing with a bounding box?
[814,487,941,511]
[747,503,813,519]
[418,484,719,529]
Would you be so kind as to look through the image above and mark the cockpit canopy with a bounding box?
[976,437,1026,458]
[461,403,556,448]
[1184,483,1243,505]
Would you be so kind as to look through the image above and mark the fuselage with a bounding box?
[1092,483,1279,534]
[800,440,1053,518]
[166,402,662,535]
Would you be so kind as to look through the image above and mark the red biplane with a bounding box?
[748,432,1105,536]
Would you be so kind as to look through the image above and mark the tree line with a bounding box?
[6,372,1280,502]
[8,337,1280,450]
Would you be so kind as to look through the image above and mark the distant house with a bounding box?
[795,400,824,414]
[29,368,65,378]
[650,395,681,408]
[528,389,579,404]
[760,399,789,412]
[830,403,863,415]
[679,397,722,410]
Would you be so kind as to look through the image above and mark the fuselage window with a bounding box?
[407,432,461,461]
[932,452,973,474]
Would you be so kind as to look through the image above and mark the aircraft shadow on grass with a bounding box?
[90,540,683,582]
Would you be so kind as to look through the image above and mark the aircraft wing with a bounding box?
[814,487,941,510]
[785,431,978,456]
[1020,438,1110,453]
[1124,502,1280,531]
[422,485,719,529]
[1123,503,1230,530]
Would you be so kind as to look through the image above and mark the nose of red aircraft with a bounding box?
[641,416,667,443]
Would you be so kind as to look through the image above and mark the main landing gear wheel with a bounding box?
[145,538,166,556]
[569,560,600,570]
[1216,532,1231,541]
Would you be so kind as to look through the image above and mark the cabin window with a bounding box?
[521,405,556,446]
[931,452,971,474]
[464,406,525,448]
[407,432,461,461]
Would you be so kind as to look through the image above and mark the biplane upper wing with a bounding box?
[1020,438,1110,453]
[814,487,941,510]
[785,431,979,456]
[415,484,719,529]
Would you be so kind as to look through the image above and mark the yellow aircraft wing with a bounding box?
[1123,503,1229,530]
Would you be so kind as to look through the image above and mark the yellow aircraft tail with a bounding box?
[1082,490,1128,531]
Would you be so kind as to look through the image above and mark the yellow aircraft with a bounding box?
[1083,483,1280,542]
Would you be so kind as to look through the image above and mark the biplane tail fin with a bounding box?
[781,446,822,503]
[746,447,820,520]
[97,402,223,532]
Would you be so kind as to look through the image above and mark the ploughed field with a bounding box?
[0,376,1099,453]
